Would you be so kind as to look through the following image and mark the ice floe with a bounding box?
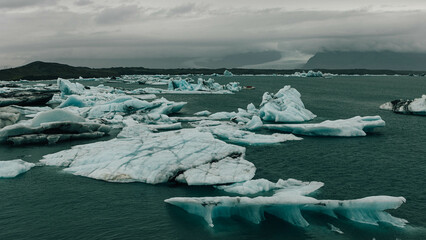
[166,190,407,228]
[40,128,254,185]
[264,116,385,137]
[195,121,301,146]
[380,95,426,115]
[0,159,35,178]
[0,109,110,145]
[0,85,58,107]
[215,178,323,195]
[259,86,316,123]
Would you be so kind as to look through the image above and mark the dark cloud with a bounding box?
[1,1,426,68]
[196,51,282,68]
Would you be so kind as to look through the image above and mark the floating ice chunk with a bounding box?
[175,157,255,185]
[166,77,240,94]
[291,71,323,77]
[149,98,187,115]
[40,129,250,185]
[0,109,110,145]
[259,86,316,123]
[264,116,385,137]
[30,109,85,127]
[57,78,85,96]
[0,88,58,107]
[223,70,233,76]
[131,94,157,100]
[226,82,242,92]
[244,116,263,131]
[208,111,237,120]
[328,224,344,234]
[197,122,302,146]
[131,113,176,125]
[147,123,182,131]
[0,159,35,178]
[0,111,20,129]
[194,110,212,116]
[58,95,86,108]
[380,95,426,115]
[216,178,323,195]
[87,97,161,119]
[165,193,407,228]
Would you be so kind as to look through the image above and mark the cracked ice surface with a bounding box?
[40,128,255,185]
[0,159,35,178]
[264,116,385,137]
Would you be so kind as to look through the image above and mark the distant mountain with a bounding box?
[0,61,118,81]
[1,61,424,81]
[304,51,426,71]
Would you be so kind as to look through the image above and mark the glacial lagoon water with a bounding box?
[1,75,426,239]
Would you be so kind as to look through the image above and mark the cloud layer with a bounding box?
[1,0,426,68]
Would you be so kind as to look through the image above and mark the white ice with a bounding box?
[0,159,35,178]
[0,109,110,144]
[165,190,407,228]
[259,86,316,123]
[194,110,212,116]
[216,178,323,195]
[197,122,302,146]
[380,95,426,115]
[40,128,254,185]
[264,116,385,137]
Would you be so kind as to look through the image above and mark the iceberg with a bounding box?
[264,116,385,137]
[40,128,254,185]
[259,86,316,123]
[0,159,35,178]
[167,77,241,94]
[196,122,302,146]
[216,178,323,195]
[223,70,234,76]
[244,116,263,131]
[380,95,426,115]
[175,157,255,185]
[0,88,58,107]
[57,78,85,96]
[0,109,110,145]
[194,110,211,116]
[165,191,407,228]
[0,110,20,129]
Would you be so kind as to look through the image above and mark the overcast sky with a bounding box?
[1,0,426,69]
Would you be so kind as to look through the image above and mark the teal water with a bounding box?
[1,76,425,239]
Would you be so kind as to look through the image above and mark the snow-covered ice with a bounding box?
[264,116,385,137]
[0,159,35,178]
